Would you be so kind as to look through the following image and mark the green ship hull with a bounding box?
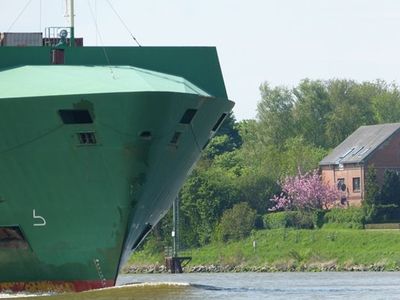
[0,46,233,292]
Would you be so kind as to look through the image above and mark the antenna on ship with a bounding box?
[65,0,75,47]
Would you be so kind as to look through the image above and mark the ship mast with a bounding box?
[65,0,75,46]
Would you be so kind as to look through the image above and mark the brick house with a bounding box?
[320,123,400,206]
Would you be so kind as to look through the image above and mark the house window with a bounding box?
[337,178,346,191]
[353,177,361,192]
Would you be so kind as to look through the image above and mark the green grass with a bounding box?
[127,248,165,267]
[127,228,400,270]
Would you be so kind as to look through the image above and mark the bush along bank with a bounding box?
[126,225,400,273]
[263,208,365,230]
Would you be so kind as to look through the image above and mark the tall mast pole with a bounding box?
[172,196,180,258]
[66,0,75,47]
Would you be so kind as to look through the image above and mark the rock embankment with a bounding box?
[124,261,396,274]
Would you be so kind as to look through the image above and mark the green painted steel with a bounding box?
[0,45,233,291]
[0,65,210,99]
[0,46,228,99]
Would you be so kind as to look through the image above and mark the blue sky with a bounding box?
[2,0,400,120]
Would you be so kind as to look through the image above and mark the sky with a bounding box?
[2,0,400,120]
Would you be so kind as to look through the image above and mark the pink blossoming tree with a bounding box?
[270,170,339,211]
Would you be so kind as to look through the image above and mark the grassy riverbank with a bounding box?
[125,227,400,272]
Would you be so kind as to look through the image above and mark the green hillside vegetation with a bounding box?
[128,227,400,271]
[128,207,400,272]
[191,228,400,268]
[129,79,400,268]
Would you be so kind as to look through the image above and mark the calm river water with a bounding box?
[2,272,400,299]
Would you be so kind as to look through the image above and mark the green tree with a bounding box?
[236,119,283,182]
[292,79,331,147]
[202,134,233,161]
[257,83,295,148]
[372,81,400,123]
[376,170,400,221]
[179,166,240,246]
[237,169,279,214]
[363,167,380,222]
[280,136,328,176]
[380,170,400,205]
[325,79,375,147]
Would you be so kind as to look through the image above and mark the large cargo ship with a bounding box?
[0,1,233,293]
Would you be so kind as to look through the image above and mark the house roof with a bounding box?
[0,65,210,99]
[320,123,400,166]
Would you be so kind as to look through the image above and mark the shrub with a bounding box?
[138,234,165,256]
[215,202,257,242]
[313,210,326,229]
[363,168,400,223]
[372,204,400,223]
[323,207,365,229]
[264,211,287,229]
[254,214,264,229]
[363,167,380,222]
[292,211,316,229]
[263,211,319,229]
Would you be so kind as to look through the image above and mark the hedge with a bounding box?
[264,208,365,230]
[323,207,365,229]
[263,211,324,229]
